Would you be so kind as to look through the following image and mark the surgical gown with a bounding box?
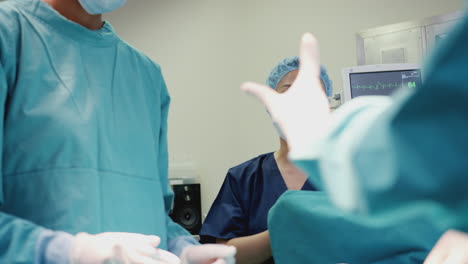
[200,152,316,263]
[0,0,193,263]
[268,12,468,264]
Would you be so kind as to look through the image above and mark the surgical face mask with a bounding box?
[273,121,286,140]
[267,109,286,140]
[78,0,127,15]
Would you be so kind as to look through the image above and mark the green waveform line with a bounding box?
[352,82,399,90]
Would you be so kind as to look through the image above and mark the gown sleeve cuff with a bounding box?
[289,96,394,162]
[36,229,75,264]
[168,235,200,257]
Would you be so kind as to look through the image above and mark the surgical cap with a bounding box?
[266,56,333,97]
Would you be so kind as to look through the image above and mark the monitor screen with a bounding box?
[349,69,422,98]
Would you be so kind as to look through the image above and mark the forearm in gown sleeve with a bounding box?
[156,72,199,256]
[294,17,468,222]
[290,96,393,212]
[0,60,49,264]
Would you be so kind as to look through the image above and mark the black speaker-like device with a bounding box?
[170,183,202,235]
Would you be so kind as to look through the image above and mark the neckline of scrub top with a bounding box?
[15,0,119,46]
[268,152,316,194]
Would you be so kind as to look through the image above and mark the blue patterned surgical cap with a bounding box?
[266,56,333,97]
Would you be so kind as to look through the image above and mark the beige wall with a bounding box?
[106,0,462,217]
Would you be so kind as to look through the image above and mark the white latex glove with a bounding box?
[70,232,161,264]
[180,244,237,264]
[241,33,330,160]
[424,230,468,264]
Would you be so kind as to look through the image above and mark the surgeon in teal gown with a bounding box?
[241,10,468,264]
[0,0,209,263]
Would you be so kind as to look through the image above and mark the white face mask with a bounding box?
[272,121,286,140]
[267,109,286,140]
[78,0,127,15]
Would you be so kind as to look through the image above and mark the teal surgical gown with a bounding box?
[0,0,192,263]
[268,11,468,264]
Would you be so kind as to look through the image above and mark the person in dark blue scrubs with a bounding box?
[200,56,333,264]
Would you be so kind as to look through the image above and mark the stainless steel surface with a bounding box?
[425,19,460,52]
[356,11,465,65]
[358,11,463,38]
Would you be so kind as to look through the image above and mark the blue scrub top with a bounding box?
[200,152,316,262]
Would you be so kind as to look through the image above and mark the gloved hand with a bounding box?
[424,230,468,264]
[180,244,237,264]
[70,232,161,264]
[241,33,330,159]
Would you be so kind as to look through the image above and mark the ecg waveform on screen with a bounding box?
[351,82,399,90]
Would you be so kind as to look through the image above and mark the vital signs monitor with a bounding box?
[341,64,422,103]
